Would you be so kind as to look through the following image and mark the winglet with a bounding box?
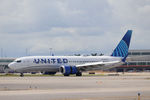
[111,30,132,62]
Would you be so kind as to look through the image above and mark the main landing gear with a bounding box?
[76,72,82,76]
[63,72,82,76]
[20,73,24,77]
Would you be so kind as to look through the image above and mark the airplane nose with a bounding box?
[8,62,15,70]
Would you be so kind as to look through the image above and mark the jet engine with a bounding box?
[60,66,82,76]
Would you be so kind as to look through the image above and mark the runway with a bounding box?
[0,75,150,100]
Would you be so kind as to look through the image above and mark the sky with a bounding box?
[0,0,150,57]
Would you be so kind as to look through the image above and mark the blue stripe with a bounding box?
[119,42,126,57]
[121,40,128,56]
[116,49,118,56]
[118,44,123,57]
[121,41,126,56]
[112,40,128,57]
[123,41,128,56]
[117,44,121,57]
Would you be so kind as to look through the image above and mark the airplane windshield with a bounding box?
[16,60,22,63]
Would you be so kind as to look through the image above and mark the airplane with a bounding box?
[8,30,132,77]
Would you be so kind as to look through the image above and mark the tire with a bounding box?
[43,72,56,75]
[76,72,82,76]
[64,74,70,76]
[20,73,24,77]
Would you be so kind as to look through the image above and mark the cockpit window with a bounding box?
[16,60,22,63]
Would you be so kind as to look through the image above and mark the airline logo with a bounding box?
[111,40,128,57]
[33,58,68,64]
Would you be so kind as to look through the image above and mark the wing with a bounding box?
[76,60,123,71]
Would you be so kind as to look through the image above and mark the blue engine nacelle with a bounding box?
[60,66,78,76]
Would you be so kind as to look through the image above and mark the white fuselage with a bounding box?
[7,30,132,76]
[8,56,122,72]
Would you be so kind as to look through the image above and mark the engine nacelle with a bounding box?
[60,66,78,76]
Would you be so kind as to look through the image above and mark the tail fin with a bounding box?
[111,30,132,62]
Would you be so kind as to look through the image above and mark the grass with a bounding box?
[0,73,107,77]
[2,72,149,77]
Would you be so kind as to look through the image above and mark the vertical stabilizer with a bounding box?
[111,30,132,62]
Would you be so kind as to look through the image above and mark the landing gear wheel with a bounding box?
[43,72,56,75]
[76,72,82,76]
[20,73,24,77]
[64,74,70,76]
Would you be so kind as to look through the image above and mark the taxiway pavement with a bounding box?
[0,75,150,100]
